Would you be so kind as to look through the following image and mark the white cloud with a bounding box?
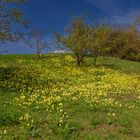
[111,10,140,25]
[85,0,121,15]
[53,50,66,53]
[85,0,140,25]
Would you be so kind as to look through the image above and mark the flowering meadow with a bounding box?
[0,54,140,140]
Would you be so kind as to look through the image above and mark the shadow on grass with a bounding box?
[0,66,18,81]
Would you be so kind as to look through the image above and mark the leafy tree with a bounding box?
[55,17,91,65]
[119,26,140,61]
[100,25,140,61]
[87,23,111,64]
[55,16,140,63]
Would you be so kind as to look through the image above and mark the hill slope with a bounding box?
[0,54,140,139]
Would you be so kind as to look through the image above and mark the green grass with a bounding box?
[85,56,140,74]
[0,54,140,140]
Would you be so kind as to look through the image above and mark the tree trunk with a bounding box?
[94,57,97,65]
[77,57,81,66]
[36,44,41,59]
[76,56,84,66]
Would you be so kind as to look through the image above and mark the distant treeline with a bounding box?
[101,26,140,62]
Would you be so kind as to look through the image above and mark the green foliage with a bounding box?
[55,17,115,65]
[56,16,140,63]
[100,26,140,62]
[55,16,93,65]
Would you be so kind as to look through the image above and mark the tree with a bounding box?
[25,30,48,59]
[87,23,110,64]
[83,21,117,64]
[0,0,29,48]
[55,17,91,65]
[119,26,140,61]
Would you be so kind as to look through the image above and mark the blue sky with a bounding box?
[4,0,140,54]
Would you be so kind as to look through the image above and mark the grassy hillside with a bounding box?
[0,54,140,140]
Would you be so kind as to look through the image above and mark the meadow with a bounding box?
[0,54,140,140]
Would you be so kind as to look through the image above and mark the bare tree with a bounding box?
[25,30,48,58]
